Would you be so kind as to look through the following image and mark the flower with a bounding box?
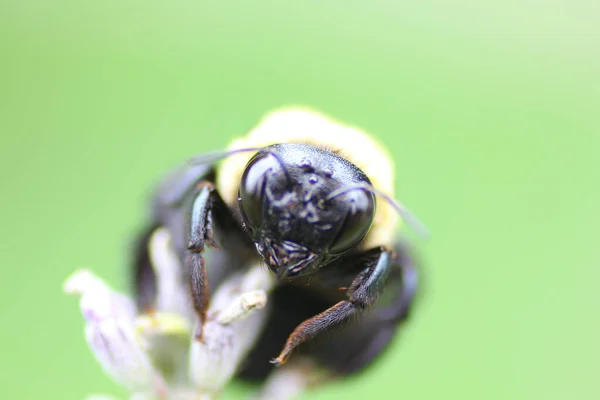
[64,227,280,400]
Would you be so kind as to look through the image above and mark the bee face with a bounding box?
[238,143,375,279]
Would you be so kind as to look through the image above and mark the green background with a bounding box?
[1,1,598,399]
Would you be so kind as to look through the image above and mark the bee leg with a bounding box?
[130,159,216,314]
[325,241,419,375]
[185,182,222,341]
[271,248,394,366]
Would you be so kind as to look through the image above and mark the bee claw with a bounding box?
[194,324,205,343]
[270,357,286,367]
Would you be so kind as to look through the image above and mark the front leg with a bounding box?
[186,181,227,341]
[271,248,394,366]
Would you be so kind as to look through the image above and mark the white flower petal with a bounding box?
[238,262,277,293]
[66,239,279,399]
[189,264,274,395]
[64,269,137,322]
[65,269,166,395]
[135,312,193,387]
[144,228,199,385]
[217,290,267,325]
[148,228,194,320]
[63,268,104,295]
[85,319,158,392]
[249,358,329,400]
[135,312,192,339]
[189,316,267,395]
[84,395,121,400]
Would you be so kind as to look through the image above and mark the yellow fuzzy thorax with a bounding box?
[216,106,399,249]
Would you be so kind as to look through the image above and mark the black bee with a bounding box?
[132,107,425,382]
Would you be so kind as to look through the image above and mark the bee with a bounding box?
[131,107,425,384]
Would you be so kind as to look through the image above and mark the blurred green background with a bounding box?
[1,1,598,399]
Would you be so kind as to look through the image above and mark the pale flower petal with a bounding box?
[64,269,167,396]
[134,312,192,387]
[189,264,275,396]
[84,395,121,400]
[250,357,330,400]
[216,290,267,325]
[65,233,285,399]
[148,228,194,320]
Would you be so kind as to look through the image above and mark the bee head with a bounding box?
[237,143,375,280]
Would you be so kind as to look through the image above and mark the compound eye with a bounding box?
[238,152,283,230]
[329,190,375,254]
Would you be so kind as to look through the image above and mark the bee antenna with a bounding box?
[259,150,294,185]
[187,147,264,165]
[327,182,430,239]
[189,146,293,185]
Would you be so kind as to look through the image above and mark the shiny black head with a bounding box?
[238,143,375,280]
